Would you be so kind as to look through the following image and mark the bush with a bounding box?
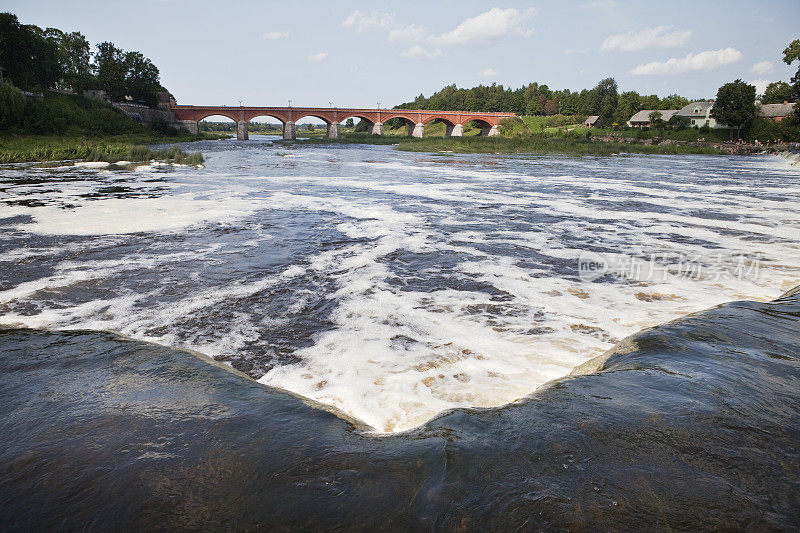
[0,80,26,128]
[747,117,800,142]
[0,88,143,135]
[149,116,179,136]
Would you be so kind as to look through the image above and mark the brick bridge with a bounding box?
[169,105,516,140]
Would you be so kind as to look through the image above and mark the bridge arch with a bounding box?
[248,113,288,137]
[194,111,240,123]
[338,114,380,135]
[461,117,497,136]
[422,116,459,137]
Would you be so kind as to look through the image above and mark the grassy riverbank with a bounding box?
[0,134,207,164]
[291,132,724,155]
[395,135,725,155]
[0,87,224,163]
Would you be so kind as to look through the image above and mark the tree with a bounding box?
[43,28,91,91]
[585,77,618,127]
[345,118,354,128]
[93,42,161,106]
[93,41,127,100]
[668,114,691,130]
[783,39,800,123]
[649,110,665,131]
[762,81,794,104]
[123,51,160,106]
[784,39,800,97]
[711,79,757,139]
[615,90,642,125]
[660,93,689,110]
[0,13,60,90]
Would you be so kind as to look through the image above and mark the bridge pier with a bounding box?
[327,122,340,138]
[371,122,383,135]
[237,120,249,141]
[488,125,500,136]
[174,120,199,135]
[446,124,464,137]
[412,123,425,138]
[283,121,296,140]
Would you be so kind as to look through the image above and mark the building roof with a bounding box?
[585,115,599,125]
[628,109,678,123]
[759,102,795,117]
[677,101,714,117]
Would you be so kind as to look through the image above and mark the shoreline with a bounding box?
[0,132,223,164]
[3,130,798,164]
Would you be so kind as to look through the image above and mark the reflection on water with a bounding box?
[1,137,799,431]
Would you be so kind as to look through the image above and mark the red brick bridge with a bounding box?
[169,105,516,140]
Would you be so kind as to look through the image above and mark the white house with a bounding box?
[627,109,678,127]
[675,101,723,128]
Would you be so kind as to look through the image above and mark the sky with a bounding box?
[6,0,799,113]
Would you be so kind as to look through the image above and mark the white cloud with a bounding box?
[263,31,289,40]
[388,8,535,59]
[341,10,394,32]
[480,68,498,77]
[432,7,536,46]
[601,26,691,52]
[751,79,771,95]
[631,47,743,75]
[308,52,327,62]
[387,24,429,45]
[400,45,442,59]
[751,61,774,75]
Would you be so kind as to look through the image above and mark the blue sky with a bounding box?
[6,0,799,109]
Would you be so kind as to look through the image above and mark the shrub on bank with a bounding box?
[0,84,143,136]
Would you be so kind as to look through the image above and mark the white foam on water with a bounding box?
[6,192,260,235]
[2,151,799,434]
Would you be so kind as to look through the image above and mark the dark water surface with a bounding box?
[2,138,798,433]
[1,139,799,529]
[1,287,798,530]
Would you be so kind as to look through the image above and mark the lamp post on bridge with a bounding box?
[285,99,295,141]
[236,99,247,141]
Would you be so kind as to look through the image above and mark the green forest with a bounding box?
[0,12,163,105]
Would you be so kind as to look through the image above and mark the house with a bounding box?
[759,101,795,122]
[627,109,678,127]
[675,100,722,128]
[584,115,599,127]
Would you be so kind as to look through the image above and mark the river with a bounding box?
[2,137,800,529]
[1,136,799,432]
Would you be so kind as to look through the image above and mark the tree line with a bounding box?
[395,39,800,136]
[0,12,164,107]
[395,78,690,128]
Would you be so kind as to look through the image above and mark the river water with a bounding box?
[1,136,799,433]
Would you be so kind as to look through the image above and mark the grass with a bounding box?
[394,134,724,155]
[283,126,728,156]
[0,134,204,164]
[520,116,549,132]
[282,133,403,146]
